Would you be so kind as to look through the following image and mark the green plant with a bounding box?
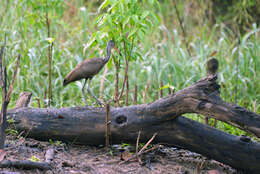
[49,139,65,147]
[29,155,40,162]
[87,0,160,105]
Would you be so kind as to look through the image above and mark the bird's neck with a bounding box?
[104,45,112,63]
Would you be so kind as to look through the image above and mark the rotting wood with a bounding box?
[0,160,51,170]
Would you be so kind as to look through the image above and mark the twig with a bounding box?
[0,160,51,170]
[120,143,159,165]
[173,0,191,57]
[138,133,157,154]
[105,103,111,148]
[120,133,157,165]
[136,131,141,164]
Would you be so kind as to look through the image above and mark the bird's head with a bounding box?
[108,40,115,49]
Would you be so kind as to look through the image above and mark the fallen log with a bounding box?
[0,160,51,170]
[7,75,260,173]
[7,105,260,173]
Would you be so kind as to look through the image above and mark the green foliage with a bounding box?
[87,0,160,64]
[6,128,18,136]
[0,0,259,137]
[212,0,260,32]
[49,139,65,147]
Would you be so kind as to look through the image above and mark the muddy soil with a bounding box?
[0,135,240,174]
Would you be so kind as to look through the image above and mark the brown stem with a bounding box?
[6,55,20,102]
[155,91,159,100]
[117,39,134,103]
[134,85,137,105]
[99,66,108,102]
[160,81,163,98]
[142,91,145,104]
[0,50,20,149]
[173,0,191,57]
[114,59,120,107]
[125,74,129,106]
[0,57,7,150]
[214,119,217,128]
[44,89,47,108]
[36,98,41,108]
[142,84,150,104]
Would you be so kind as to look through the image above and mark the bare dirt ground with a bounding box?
[0,135,241,174]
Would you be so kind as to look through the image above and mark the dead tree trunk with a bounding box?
[7,75,260,173]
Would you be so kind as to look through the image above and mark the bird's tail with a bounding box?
[63,79,68,86]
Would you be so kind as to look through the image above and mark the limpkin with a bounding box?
[63,40,115,105]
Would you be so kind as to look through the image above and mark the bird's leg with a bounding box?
[82,78,88,106]
[87,78,104,106]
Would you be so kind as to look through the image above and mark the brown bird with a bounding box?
[206,58,219,76]
[15,92,32,109]
[63,40,115,105]
[205,58,219,125]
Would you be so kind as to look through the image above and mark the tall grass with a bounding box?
[0,0,259,136]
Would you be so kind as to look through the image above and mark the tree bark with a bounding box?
[7,76,260,173]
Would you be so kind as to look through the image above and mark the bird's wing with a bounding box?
[63,58,105,86]
[80,58,106,75]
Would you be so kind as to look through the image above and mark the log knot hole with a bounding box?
[197,100,209,110]
[115,115,127,125]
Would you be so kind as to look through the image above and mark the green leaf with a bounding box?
[128,28,138,38]
[159,83,175,90]
[29,156,40,162]
[123,16,130,28]
[141,11,150,19]
[98,0,110,12]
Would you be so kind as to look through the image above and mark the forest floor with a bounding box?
[0,135,240,174]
